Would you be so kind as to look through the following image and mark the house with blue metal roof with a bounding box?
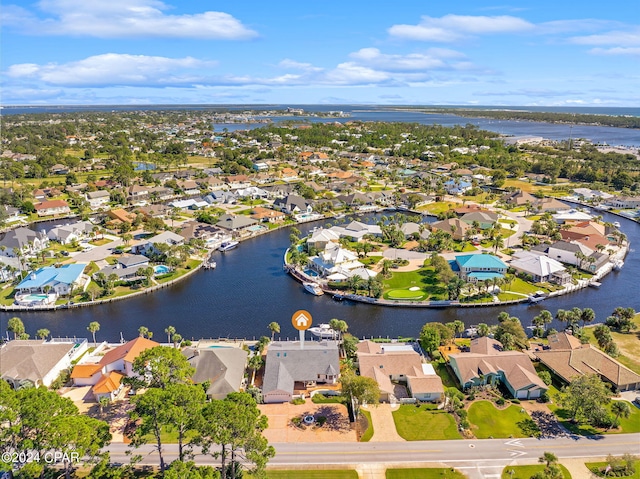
[16,264,87,296]
[454,254,507,282]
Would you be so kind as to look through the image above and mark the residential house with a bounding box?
[605,196,640,209]
[148,186,175,201]
[449,337,547,399]
[50,164,69,175]
[546,241,608,272]
[503,190,537,207]
[198,176,227,191]
[96,254,150,282]
[309,242,366,280]
[15,263,88,296]
[85,190,111,210]
[452,254,507,282]
[179,221,230,248]
[178,180,201,196]
[444,179,472,195]
[216,214,259,236]
[1,339,88,388]
[400,222,430,240]
[307,228,340,251]
[133,231,184,256]
[535,332,640,392]
[47,221,94,245]
[262,340,340,403]
[135,204,169,219]
[71,337,160,401]
[223,175,252,189]
[0,227,49,257]
[430,218,470,241]
[107,208,137,225]
[460,211,499,230]
[273,195,313,215]
[279,167,299,182]
[128,184,149,202]
[250,207,286,223]
[356,341,443,402]
[183,346,248,399]
[329,220,382,241]
[509,251,571,285]
[552,210,593,224]
[534,197,570,213]
[35,200,71,217]
[235,186,268,199]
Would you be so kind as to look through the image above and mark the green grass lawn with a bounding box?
[501,465,572,479]
[382,267,447,301]
[384,289,428,301]
[0,285,16,306]
[387,468,466,479]
[585,460,640,478]
[421,202,455,215]
[433,359,460,389]
[547,400,640,436]
[264,471,358,479]
[467,401,532,438]
[503,278,549,295]
[392,404,462,441]
[582,316,640,375]
[497,292,526,301]
[360,410,374,442]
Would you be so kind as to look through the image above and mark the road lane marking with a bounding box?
[275,449,443,456]
[504,439,524,447]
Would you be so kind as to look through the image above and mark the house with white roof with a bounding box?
[329,220,382,241]
[509,251,571,285]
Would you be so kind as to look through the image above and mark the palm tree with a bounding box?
[477,323,490,337]
[610,401,631,429]
[348,274,363,294]
[138,326,152,339]
[268,322,280,342]
[580,308,595,328]
[539,451,558,468]
[165,325,176,345]
[492,234,504,254]
[248,353,263,386]
[87,321,100,347]
[452,320,465,339]
[7,317,25,340]
[171,333,182,348]
[35,328,50,341]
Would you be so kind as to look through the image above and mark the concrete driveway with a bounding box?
[362,403,404,442]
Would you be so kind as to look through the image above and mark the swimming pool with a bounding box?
[153,265,170,274]
[303,269,319,277]
[23,294,49,302]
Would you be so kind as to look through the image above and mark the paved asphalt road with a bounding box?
[106,433,640,467]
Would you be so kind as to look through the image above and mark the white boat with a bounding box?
[308,323,337,339]
[613,259,624,271]
[613,221,621,228]
[204,261,217,270]
[464,327,478,338]
[589,281,602,288]
[528,291,547,304]
[218,241,239,252]
[303,282,324,296]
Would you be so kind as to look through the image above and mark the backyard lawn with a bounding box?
[502,278,549,295]
[382,267,448,301]
[582,315,640,375]
[467,401,532,438]
[501,465,572,479]
[392,404,462,441]
[387,468,466,479]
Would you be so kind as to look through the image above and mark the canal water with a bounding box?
[2,210,638,342]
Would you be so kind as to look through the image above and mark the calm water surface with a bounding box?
[2,211,638,342]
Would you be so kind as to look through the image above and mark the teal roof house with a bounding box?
[454,254,507,282]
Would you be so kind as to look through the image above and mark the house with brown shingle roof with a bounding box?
[356,341,444,402]
[534,332,640,392]
[448,337,547,399]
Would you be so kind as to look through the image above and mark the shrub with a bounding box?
[538,392,550,403]
[316,416,327,426]
[496,397,505,406]
[291,397,306,405]
[291,417,302,427]
[511,399,520,404]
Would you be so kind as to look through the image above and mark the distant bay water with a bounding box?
[3,104,640,147]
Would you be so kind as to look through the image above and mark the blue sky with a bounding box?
[2,0,639,106]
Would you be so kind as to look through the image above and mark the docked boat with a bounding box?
[303,282,324,296]
[589,281,602,288]
[308,323,337,339]
[528,291,547,304]
[218,241,239,252]
[464,326,478,338]
[613,259,624,271]
[613,221,621,228]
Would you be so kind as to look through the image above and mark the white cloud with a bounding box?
[588,47,640,56]
[388,14,534,42]
[348,47,467,71]
[6,53,216,86]
[277,59,323,72]
[570,28,640,47]
[4,0,257,39]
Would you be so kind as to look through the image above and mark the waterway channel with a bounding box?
[1,210,638,342]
